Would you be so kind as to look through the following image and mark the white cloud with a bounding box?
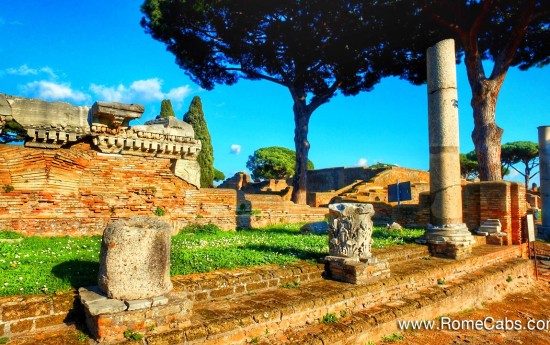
[89,84,128,102]
[355,158,368,167]
[4,64,58,79]
[90,78,192,104]
[230,144,242,155]
[166,85,192,101]
[130,78,164,101]
[21,81,90,103]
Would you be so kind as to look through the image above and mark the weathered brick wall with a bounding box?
[462,183,481,231]
[391,192,431,227]
[306,167,387,193]
[392,182,526,241]
[0,144,326,236]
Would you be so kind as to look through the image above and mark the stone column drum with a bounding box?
[538,126,550,240]
[325,203,389,284]
[420,39,474,258]
[98,216,173,300]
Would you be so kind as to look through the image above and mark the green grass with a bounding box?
[0,223,423,297]
[0,230,24,239]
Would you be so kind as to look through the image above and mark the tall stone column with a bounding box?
[538,126,550,240]
[420,39,474,258]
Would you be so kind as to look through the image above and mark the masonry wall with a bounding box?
[391,182,526,244]
[0,144,326,236]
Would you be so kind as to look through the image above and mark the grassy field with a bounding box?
[0,224,424,297]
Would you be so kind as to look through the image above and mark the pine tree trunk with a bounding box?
[470,80,504,182]
[291,99,312,205]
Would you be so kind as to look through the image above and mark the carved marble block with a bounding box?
[325,203,390,284]
[327,202,375,260]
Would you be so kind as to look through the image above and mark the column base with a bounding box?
[417,223,474,259]
[79,286,192,342]
[538,225,550,241]
[324,256,390,284]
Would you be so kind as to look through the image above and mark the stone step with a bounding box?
[171,244,429,304]
[0,244,428,342]
[142,245,525,345]
[262,257,533,345]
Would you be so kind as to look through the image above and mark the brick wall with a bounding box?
[462,182,526,244]
[392,182,526,243]
[0,144,326,236]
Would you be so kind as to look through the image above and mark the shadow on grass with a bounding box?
[52,260,99,289]
[243,244,327,261]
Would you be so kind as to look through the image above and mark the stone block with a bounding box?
[125,299,153,311]
[325,256,390,284]
[478,219,502,234]
[98,216,173,300]
[327,203,375,259]
[300,221,329,235]
[171,159,201,188]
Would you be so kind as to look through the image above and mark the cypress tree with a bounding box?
[159,99,175,118]
[183,96,214,187]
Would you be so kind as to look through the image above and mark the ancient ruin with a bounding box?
[327,203,375,259]
[77,216,192,342]
[325,203,390,284]
[418,39,474,259]
[98,216,173,300]
[538,126,550,240]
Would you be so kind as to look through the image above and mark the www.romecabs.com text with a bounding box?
[398,317,550,331]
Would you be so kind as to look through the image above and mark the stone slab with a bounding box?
[152,296,169,307]
[86,299,127,315]
[125,299,153,311]
[172,159,201,188]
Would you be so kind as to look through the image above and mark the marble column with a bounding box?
[420,39,474,258]
[538,126,550,240]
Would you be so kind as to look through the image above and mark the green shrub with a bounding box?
[3,185,14,193]
[123,330,143,341]
[382,332,404,343]
[321,313,339,324]
[153,207,166,216]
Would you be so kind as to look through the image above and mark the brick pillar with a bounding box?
[419,39,474,259]
[510,183,526,244]
[538,126,550,240]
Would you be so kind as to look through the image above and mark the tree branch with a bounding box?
[308,80,341,113]
[490,0,536,80]
[224,67,288,87]
[470,0,495,39]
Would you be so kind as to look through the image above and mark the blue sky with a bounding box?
[1,1,548,185]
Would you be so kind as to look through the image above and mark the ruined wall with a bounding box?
[0,144,326,236]
[306,166,386,193]
[307,167,430,208]
[391,182,526,244]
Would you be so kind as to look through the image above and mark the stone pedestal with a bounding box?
[98,216,173,300]
[79,286,191,343]
[82,217,191,342]
[475,219,508,245]
[325,256,390,284]
[538,126,550,240]
[420,39,474,258]
[325,203,390,284]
